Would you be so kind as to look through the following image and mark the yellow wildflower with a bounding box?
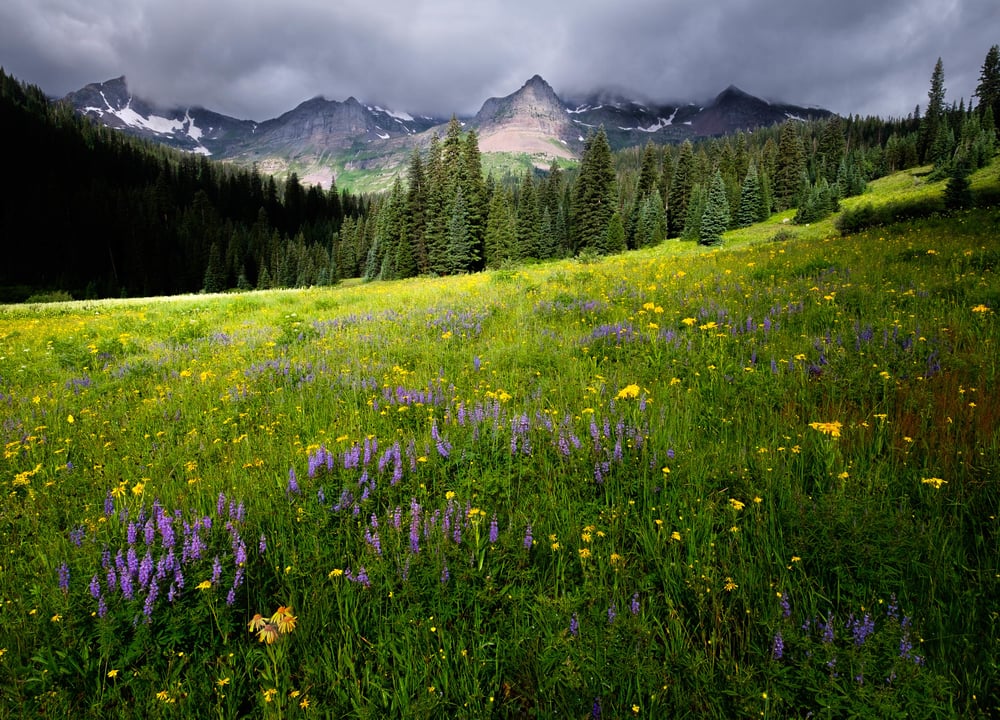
[682,317,697,326]
[971,304,990,313]
[196,580,212,591]
[107,669,119,679]
[728,498,745,511]
[615,384,641,400]
[723,577,738,592]
[670,531,682,542]
[578,547,592,560]
[921,477,947,489]
[263,688,278,703]
[809,421,843,438]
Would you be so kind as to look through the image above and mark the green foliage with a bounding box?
[699,169,730,245]
[571,128,617,253]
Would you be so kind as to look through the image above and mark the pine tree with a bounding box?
[668,140,695,237]
[515,170,541,260]
[976,45,1000,135]
[446,186,475,273]
[604,210,626,255]
[699,170,730,246]
[817,116,846,184]
[737,162,763,228]
[404,148,428,275]
[203,242,226,293]
[944,158,973,210]
[774,123,806,211]
[681,184,706,241]
[484,187,516,268]
[461,129,487,270]
[636,194,667,247]
[571,128,616,253]
[920,58,947,163]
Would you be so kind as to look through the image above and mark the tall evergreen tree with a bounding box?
[571,128,616,253]
[484,187,516,268]
[920,57,947,163]
[446,186,476,273]
[681,183,706,241]
[668,140,695,237]
[699,170,730,246]
[515,170,541,260]
[737,162,763,228]
[774,123,806,211]
[404,148,428,275]
[976,45,1000,135]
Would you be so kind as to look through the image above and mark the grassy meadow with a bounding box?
[1,164,999,718]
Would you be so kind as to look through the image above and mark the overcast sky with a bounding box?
[1,0,995,121]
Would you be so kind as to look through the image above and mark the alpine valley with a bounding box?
[64,74,830,190]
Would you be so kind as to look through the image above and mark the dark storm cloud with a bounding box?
[1,0,995,121]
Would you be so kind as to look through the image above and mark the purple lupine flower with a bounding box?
[393,506,402,530]
[489,515,499,544]
[120,573,134,600]
[58,562,70,593]
[158,513,175,549]
[106,566,118,593]
[287,467,300,496]
[780,593,791,618]
[772,632,784,660]
[234,540,247,567]
[143,580,158,619]
[851,613,875,647]
[127,521,138,545]
[258,534,267,554]
[211,556,222,585]
[630,592,640,616]
[97,595,107,618]
[607,604,617,625]
[104,491,115,517]
[409,499,421,554]
[217,492,226,517]
[138,552,154,589]
[144,518,155,546]
[569,612,579,637]
[473,355,481,371]
[126,547,139,578]
[226,589,236,606]
[886,593,899,620]
[591,696,601,718]
[316,486,326,504]
[822,615,835,644]
[89,574,101,599]
[441,564,450,584]
[523,524,533,549]
[232,566,244,590]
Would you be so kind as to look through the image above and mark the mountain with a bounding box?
[62,75,831,188]
[474,74,577,158]
[64,76,254,156]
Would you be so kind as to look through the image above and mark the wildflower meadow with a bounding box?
[1,178,999,716]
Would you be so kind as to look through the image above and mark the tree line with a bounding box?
[2,45,997,300]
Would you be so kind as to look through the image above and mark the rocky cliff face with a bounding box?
[473,75,578,157]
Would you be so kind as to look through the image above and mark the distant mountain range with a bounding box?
[63,74,831,188]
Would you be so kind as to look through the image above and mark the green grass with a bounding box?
[1,161,998,718]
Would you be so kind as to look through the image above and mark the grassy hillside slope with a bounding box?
[1,161,998,718]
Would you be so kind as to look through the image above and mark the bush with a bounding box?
[25,290,74,304]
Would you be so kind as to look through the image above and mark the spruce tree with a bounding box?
[976,45,1000,135]
[774,123,806,211]
[484,187,516,268]
[571,128,616,253]
[604,210,626,255]
[515,170,541,260]
[681,184,705,241]
[446,186,476,273]
[737,162,763,228]
[699,170,730,246]
[944,159,973,210]
[404,148,428,274]
[921,58,947,163]
[668,140,695,237]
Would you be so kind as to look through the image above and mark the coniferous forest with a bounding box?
[2,47,998,302]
